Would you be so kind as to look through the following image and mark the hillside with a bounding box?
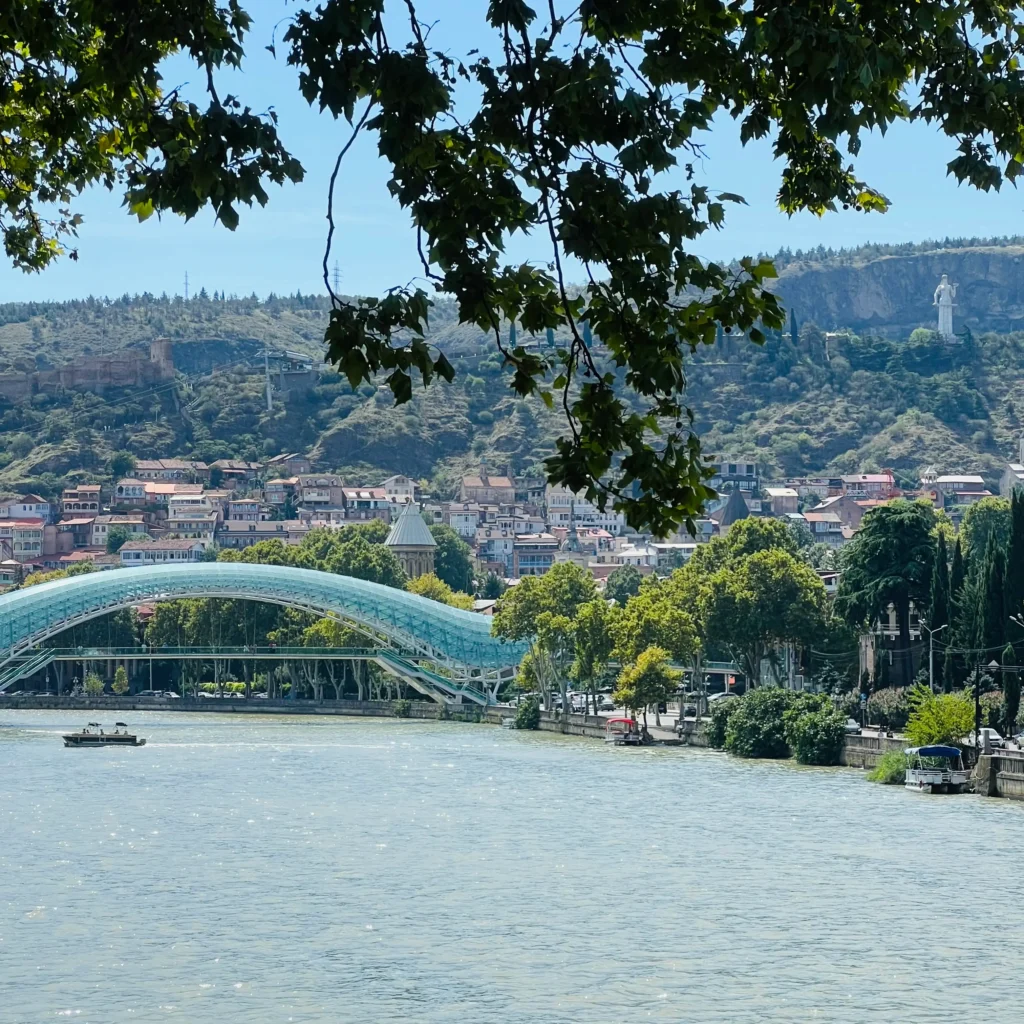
[771,237,1024,334]
[1,241,1024,497]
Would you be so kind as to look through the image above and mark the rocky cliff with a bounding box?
[772,245,1024,335]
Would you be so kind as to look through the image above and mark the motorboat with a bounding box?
[904,745,969,793]
[604,716,645,746]
[63,722,146,748]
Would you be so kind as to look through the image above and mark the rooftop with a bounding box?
[121,538,205,551]
[842,473,893,484]
[385,502,436,548]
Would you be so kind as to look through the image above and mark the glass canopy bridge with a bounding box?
[0,564,529,705]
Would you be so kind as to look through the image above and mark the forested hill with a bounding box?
[1,240,1024,496]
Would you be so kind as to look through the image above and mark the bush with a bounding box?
[725,688,793,759]
[706,698,739,748]
[979,690,1004,729]
[866,687,910,730]
[392,699,412,718]
[866,750,908,785]
[514,695,541,730]
[905,685,974,747]
[784,697,847,766]
[83,673,105,696]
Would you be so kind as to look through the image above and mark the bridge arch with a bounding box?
[0,564,526,703]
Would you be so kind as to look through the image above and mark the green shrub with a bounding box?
[514,695,541,730]
[979,690,1004,728]
[866,687,909,730]
[393,699,412,718]
[866,750,908,785]
[784,700,847,765]
[725,688,793,759]
[706,698,739,748]
[83,672,105,696]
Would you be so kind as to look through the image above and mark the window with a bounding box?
[728,464,737,475]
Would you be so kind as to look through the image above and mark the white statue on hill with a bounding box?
[933,274,957,338]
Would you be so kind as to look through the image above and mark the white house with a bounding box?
[120,538,206,565]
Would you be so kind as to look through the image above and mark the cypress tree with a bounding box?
[942,648,955,693]
[1002,643,1021,737]
[948,536,968,685]
[929,532,950,631]
[789,307,798,344]
[979,539,1007,656]
[1006,489,1024,648]
[950,536,966,603]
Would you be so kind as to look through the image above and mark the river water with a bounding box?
[1,710,1021,1023]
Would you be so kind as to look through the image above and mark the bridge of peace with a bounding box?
[0,564,529,705]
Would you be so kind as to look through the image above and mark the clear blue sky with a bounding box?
[1,0,1021,304]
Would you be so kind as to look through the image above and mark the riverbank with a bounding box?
[0,693,507,724]
[9,696,1022,799]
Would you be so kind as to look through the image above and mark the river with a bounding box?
[1,710,1020,1023]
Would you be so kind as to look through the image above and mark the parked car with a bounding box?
[599,697,616,713]
[969,727,1005,749]
[707,692,738,704]
[844,718,861,735]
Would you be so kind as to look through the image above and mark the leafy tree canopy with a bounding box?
[905,684,974,747]
[960,495,1011,562]
[406,571,474,610]
[429,524,474,594]
[604,565,643,606]
[9,2,1024,529]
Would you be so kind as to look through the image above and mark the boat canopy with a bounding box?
[905,745,962,758]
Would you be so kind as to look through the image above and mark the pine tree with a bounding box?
[1006,489,1024,650]
[929,532,950,631]
[789,307,798,344]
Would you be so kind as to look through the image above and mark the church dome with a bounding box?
[385,501,437,549]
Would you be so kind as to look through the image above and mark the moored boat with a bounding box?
[904,745,968,793]
[63,722,146,748]
[604,716,645,746]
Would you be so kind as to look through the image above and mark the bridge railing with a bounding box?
[45,645,411,659]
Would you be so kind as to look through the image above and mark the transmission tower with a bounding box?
[184,270,189,301]
[332,260,341,295]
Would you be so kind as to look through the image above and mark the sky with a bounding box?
[2,0,1023,304]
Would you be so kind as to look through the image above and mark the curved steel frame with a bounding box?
[0,564,526,700]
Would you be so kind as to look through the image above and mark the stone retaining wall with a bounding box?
[0,694,499,723]
[838,733,907,769]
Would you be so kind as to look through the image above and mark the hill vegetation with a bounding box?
[2,243,1024,498]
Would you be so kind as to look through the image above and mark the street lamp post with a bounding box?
[923,624,948,692]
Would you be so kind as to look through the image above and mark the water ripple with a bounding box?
[1,709,1021,1022]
